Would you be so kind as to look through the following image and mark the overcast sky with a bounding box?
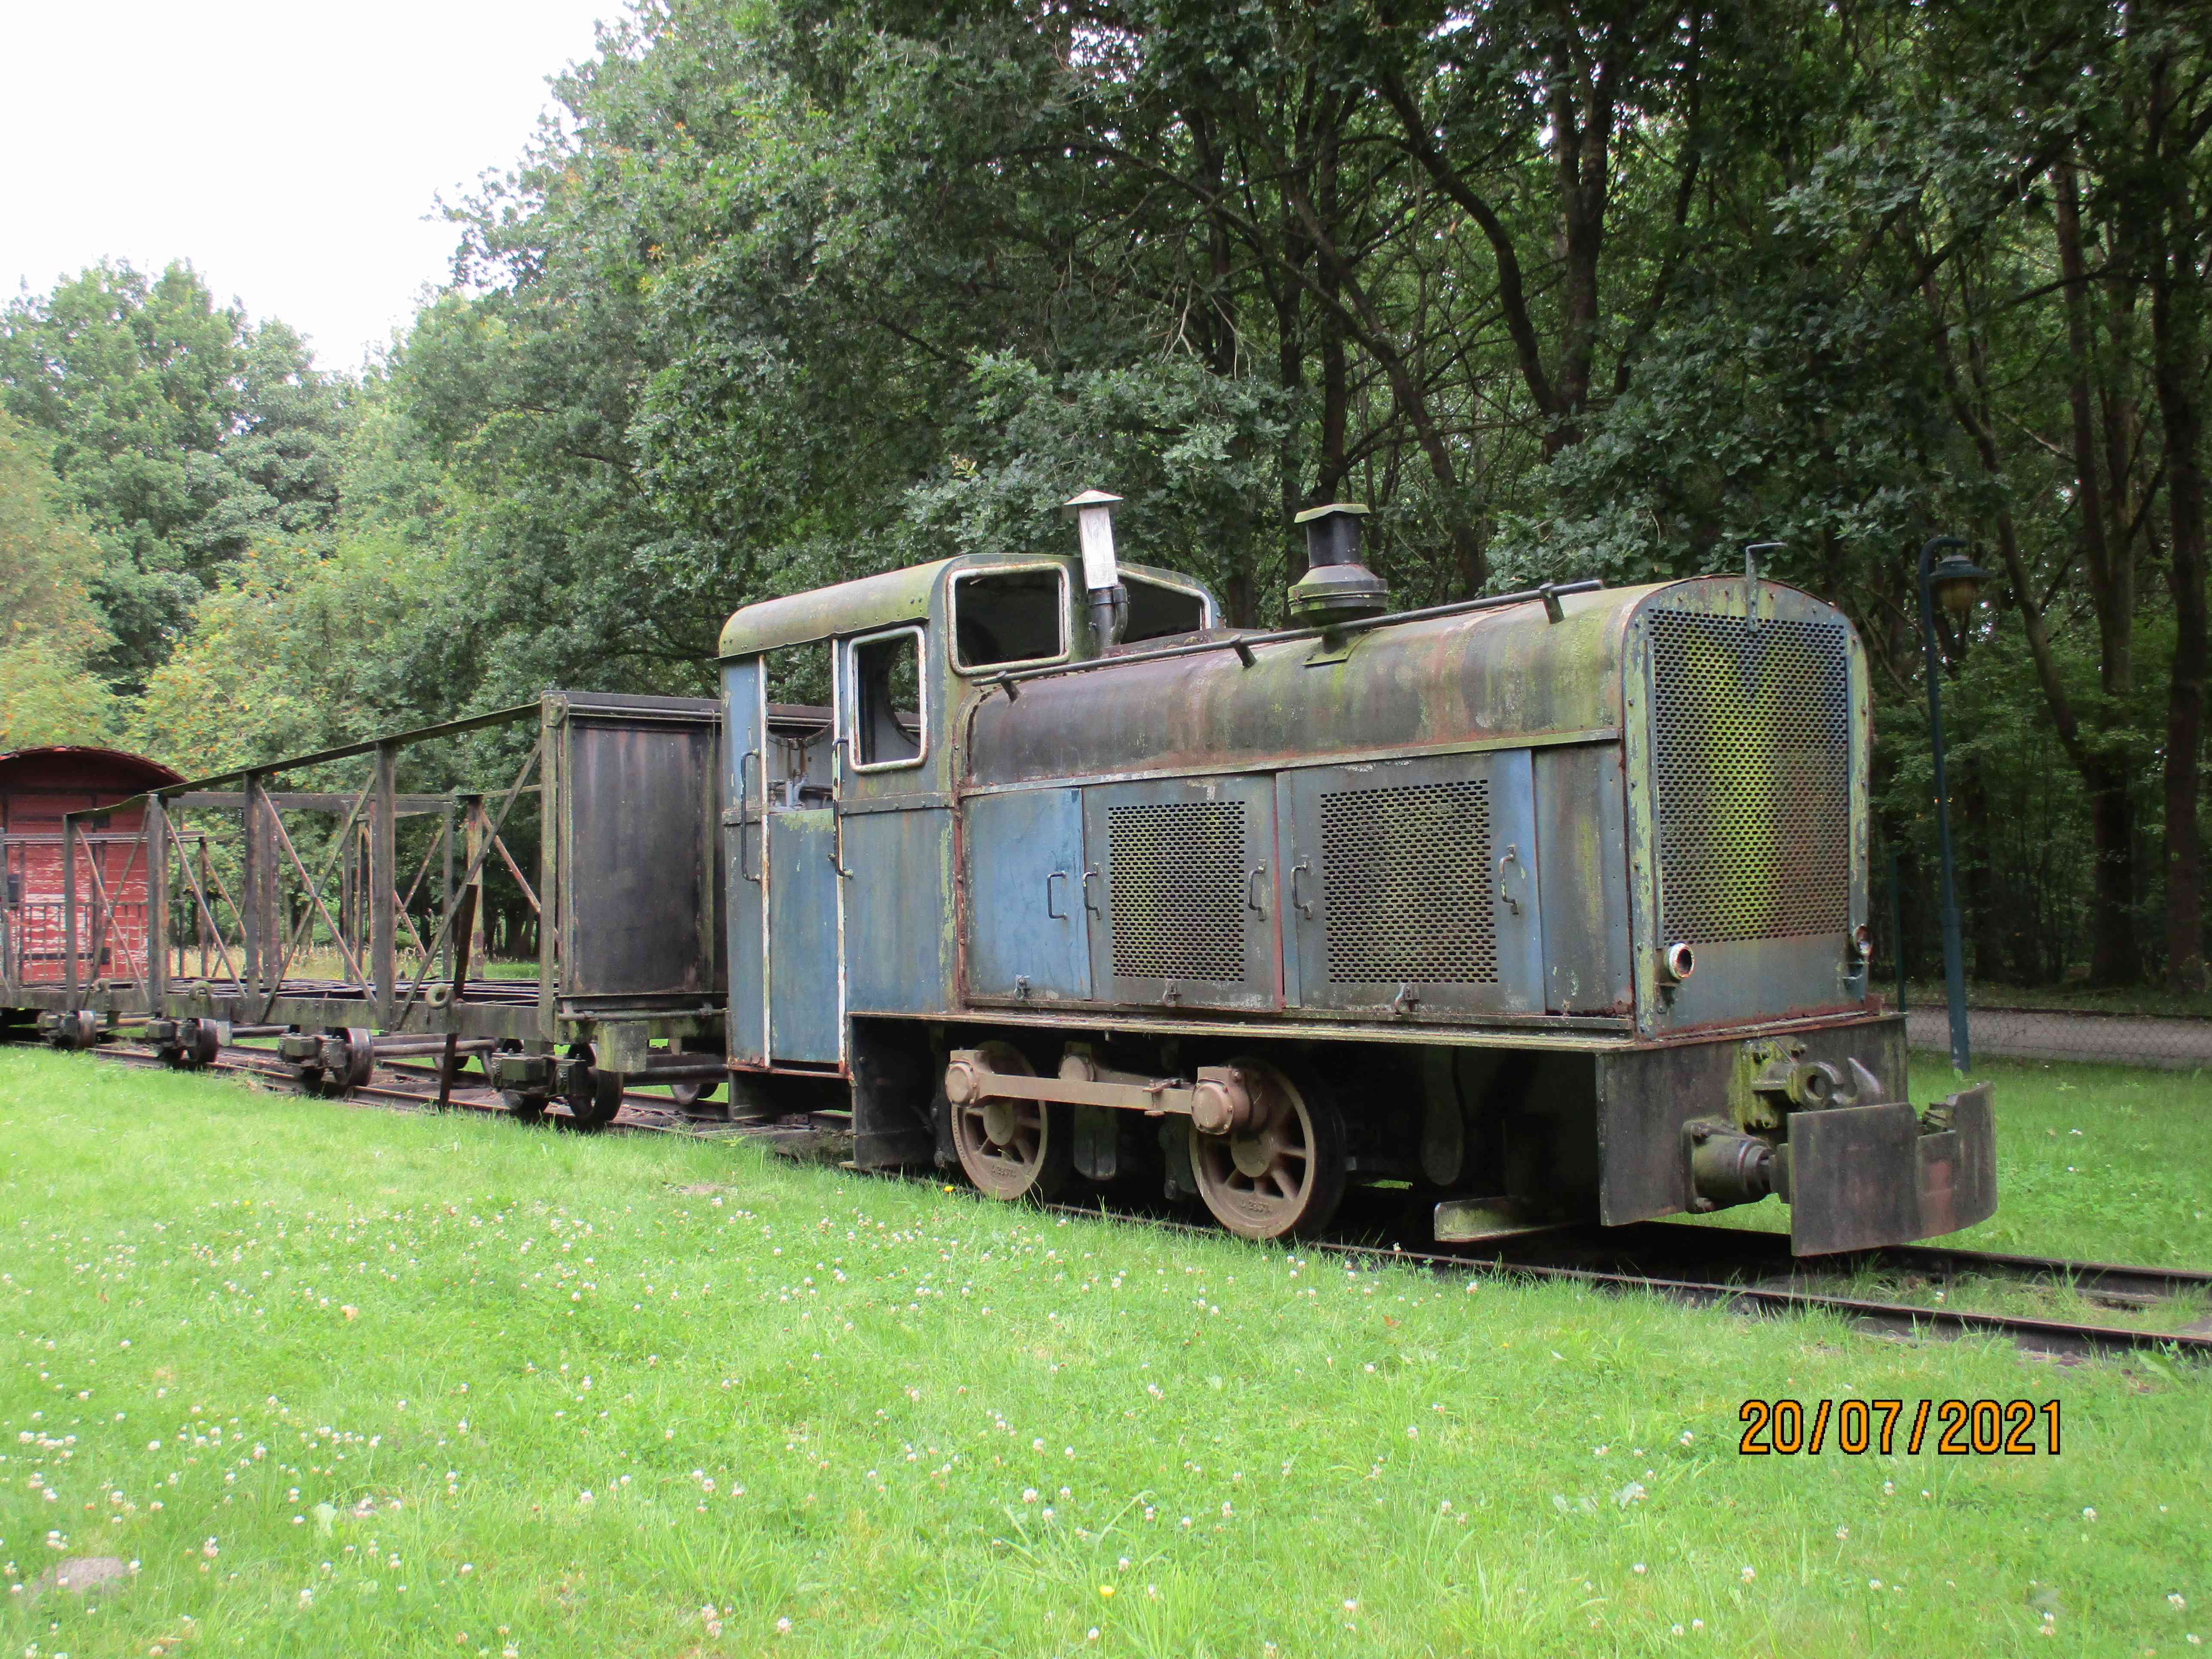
[3,0,615,371]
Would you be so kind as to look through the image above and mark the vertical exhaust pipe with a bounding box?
[1062,489,1127,650]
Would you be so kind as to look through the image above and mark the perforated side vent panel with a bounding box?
[1106,800,1246,981]
[1320,780,1497,984]
[1648,609,1851,943]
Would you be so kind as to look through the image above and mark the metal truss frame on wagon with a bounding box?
[3,694,728,1095]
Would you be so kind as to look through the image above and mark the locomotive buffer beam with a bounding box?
[944,1050,1258,1138]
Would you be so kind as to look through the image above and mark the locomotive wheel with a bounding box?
[1188,1059,1347,1240]
[948,1042,1073,1203]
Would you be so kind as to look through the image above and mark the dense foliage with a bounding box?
[3,0,2208,989]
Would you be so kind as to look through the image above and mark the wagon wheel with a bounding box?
[560,1042,624,1133]
[501,1089,547,1123]
[336,1028,374,1095]
[1188,1059,1347,1241]
[669,1078,721,1115]
[490,1041,544,1121]
[948,1042,1073,1203]
[178,1019,223,1070]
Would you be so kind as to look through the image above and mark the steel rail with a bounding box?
[1042,1206,2212,1363]
[1371,1242,2212,1363]
[1578,1219,2212,1305]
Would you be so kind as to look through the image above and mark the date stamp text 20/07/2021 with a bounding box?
[1738,1398,2061,1456]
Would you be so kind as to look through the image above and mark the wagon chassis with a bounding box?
[0,693,729,1113]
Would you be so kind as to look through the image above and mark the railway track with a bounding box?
[40,1036,2212,1364]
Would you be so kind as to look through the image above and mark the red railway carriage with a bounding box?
[0,746,183,989]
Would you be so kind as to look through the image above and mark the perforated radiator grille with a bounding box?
[1320,779,1497,984]
[1107,800,1246,981]
[1648,609,1851,943]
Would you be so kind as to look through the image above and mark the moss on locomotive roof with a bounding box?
[718,559,956,659]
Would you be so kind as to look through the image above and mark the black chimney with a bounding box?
[1287,502,1389,626]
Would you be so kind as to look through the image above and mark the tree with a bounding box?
[0,412,115,746]
[0,261,351,687]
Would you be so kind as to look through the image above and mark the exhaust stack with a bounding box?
[1288,501,1389,627]
[1062,488,1127,649]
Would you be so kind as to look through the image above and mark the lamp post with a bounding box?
[1916,534,1991,1073]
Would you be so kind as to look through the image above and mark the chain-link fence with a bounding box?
[1897,1000,2212,1070]
[1876,852,2212,1070]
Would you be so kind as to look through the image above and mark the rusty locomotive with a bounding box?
[715,495,1992,1251]
[2,494,1992,1254]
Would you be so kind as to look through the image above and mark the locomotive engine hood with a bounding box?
[966,578,1641,787]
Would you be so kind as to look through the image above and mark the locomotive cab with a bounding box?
[715,515,1994,1257]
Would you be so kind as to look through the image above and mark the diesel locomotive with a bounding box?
[716,496,1993,1252]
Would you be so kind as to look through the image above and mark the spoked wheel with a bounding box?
[1188,1059,1347,1240]
[947,1042,1073,1203]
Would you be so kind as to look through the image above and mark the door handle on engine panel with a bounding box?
[827,739,854,878]
[737,750,760,883]
[1046,870,1069,920]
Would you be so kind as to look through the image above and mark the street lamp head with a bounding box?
[1929,551,1992,620]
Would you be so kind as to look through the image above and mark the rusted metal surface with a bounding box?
[1593,1016,1909,1225]
[966,582,1629,790]
[9,696,729,1093]
[1621,579,1874,1035]
[555,698,723,1001]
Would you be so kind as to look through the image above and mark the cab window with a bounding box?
[848,626,925,770]
[952,567,1067,670]
[1122,574,1211,643]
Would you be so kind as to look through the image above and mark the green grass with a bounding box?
[1,1049,2207,1659]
